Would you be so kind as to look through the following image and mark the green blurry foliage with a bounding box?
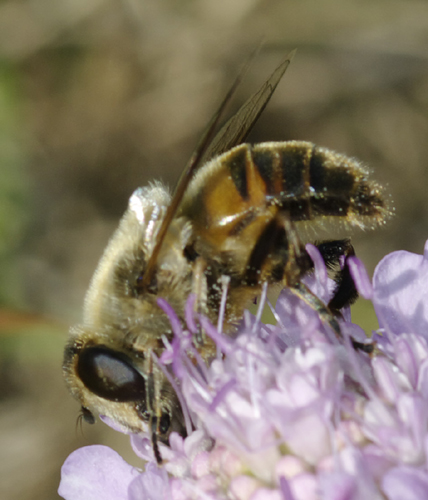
[0,62,29,307]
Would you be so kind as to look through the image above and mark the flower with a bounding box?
[59,241,428,500]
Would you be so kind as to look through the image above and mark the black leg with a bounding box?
[316,239,358,314]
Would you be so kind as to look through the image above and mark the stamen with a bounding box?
[157,298,183,337]
[279,476,295,500]
[306,243,328,286]
[185,294,198,335]
[209,379,237,412]
[217,275,230,335]
[252,281,268,334]
[198,316,233,355]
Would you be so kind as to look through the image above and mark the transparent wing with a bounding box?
[202,50,295,163]
[141,50,295,289]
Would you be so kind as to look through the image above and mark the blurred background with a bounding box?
[1,0,427,498]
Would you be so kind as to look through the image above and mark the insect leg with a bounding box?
[315,240,359,314]
[279,215,311,286]
[146,352,163,465]
[315,239,353,270]
[244,214,311,287]
[316,240,374,353]
[288,281,342,341]
[273,214,344,340]
[328,243,359,314]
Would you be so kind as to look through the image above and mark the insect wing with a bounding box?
[142,50,295,289]
[201,49,295,163]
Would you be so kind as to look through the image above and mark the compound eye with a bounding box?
[77,345,146,403]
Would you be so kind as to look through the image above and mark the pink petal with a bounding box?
[58,445,139,500]
[373,242,428,337]
[382,466,428,500]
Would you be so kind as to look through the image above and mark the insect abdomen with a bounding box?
[251,141,388,225]
[183,141,389,246]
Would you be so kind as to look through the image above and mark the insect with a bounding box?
[63,52,391,464]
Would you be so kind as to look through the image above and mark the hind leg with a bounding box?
[316,239,358,314]
[317,240,373,353]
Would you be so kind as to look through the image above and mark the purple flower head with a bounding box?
[60,241,428,500]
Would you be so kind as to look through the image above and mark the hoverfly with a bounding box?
[63,51,390,464]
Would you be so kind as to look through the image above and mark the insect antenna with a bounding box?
[141,49,296,291]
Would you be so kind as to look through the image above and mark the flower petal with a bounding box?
[382,466,428,500]
[373,241,428,337]
[58,445,139,500]
[128,462,170,500]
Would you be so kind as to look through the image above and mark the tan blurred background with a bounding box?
[1,0,427,498]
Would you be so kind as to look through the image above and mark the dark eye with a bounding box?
[159,411,171,436]
[77,345,146,402]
